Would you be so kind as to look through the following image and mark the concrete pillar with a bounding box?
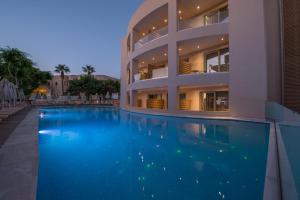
[229,0,268,119]
[167,0,178,112]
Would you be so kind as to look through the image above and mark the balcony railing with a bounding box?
[134,26,168,50]
[178,64,229,75]
[178,7,229,31]
[134,67,168,82]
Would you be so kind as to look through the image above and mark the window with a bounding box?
[205,6,229,26]
[201,91,229,111]
[215,91,229,111]
[205,48,229,73]
[219,6,229,23]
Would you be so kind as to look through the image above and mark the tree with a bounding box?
[67,77,120,100]
[82,65,95,76]
[0,47,52,95]
[54,64,70,95]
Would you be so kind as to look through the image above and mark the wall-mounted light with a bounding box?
[164,19,168,23]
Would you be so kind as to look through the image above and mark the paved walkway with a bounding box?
[0,106,31,148]
[0,108,39,200]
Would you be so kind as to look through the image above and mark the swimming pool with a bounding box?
[37,107,270,200]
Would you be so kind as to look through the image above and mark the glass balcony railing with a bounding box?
[178,6,229,31]
[134,67,168,82]
[134,27,168,50]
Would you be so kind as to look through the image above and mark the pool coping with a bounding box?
[263,122,282,200]
[0,108,39,200]
[121,107,271,124]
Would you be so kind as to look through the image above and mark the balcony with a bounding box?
[134,27,168,50]
[178,35,229,76]
[132,4,168,51]
[177,0,228,31]
[134,89,168,110]
[132,45,168,83]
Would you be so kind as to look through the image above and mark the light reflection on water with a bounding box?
[37,107,269,200]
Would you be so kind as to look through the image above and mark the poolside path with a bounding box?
[0,108,39,200]
[0,106,31,148]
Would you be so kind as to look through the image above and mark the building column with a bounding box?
[229,0,269,119]
[167,0,178,112]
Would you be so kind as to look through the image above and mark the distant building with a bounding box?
[35,75,118,97]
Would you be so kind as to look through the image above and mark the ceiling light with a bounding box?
[179,16,183,20]
[221,37,224,41]
[164,53,167,56]
[197,45,200,49]
[164,19,168,23]
[152,26,156,30]
[142,33,146,36]
[178,48,182,51]
[197,5,200,10]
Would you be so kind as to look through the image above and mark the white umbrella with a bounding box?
[0,79,5,107]
[105,92,111,99]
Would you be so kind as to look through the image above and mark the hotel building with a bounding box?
[120,0,299,120]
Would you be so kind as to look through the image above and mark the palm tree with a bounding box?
[54,64,70,95]
[82,65,95,76]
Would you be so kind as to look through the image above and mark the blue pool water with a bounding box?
[37,107,270,200]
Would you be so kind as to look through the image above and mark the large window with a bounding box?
[201,91,229,111]
[205,48,229,73]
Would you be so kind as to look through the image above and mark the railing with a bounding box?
[178,8,229,31]
[134,26,168,50]
[178,64,229,75]
[134,67,168,82]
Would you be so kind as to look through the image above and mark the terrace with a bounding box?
[177,0,228,31]
[132,45,168,82]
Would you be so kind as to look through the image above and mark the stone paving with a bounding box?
[0,109,39,200]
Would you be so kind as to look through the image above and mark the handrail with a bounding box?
[178,10,229,31]
[134,26,168,50]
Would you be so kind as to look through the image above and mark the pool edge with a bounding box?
[263,123,281,200]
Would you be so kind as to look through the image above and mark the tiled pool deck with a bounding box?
[0,107,283,200]
[0,109,39,200]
